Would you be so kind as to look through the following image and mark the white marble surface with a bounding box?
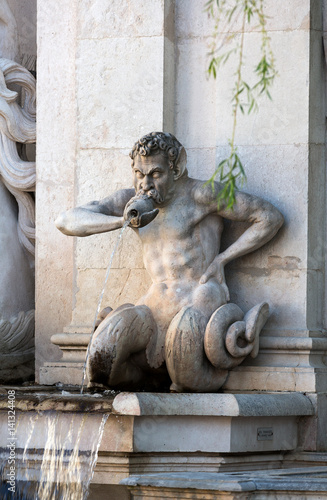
[36,0,77,374]
[36,0,327,403]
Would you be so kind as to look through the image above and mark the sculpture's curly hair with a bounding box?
[129,132,185,172]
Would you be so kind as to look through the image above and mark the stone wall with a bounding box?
[36,0,77,371]
[37,0,176,375]
[36,0,326,392]
[175,0,325,336]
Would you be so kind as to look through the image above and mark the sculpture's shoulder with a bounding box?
[184,176,218,208]
[188,177,284,228]
[176,176,202,197]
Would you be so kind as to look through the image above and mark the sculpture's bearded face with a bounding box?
[132,153,175,205]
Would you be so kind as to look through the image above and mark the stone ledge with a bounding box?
[0,391,314,417]
[0,392,114,413]
[260,337,327,350]
[112,392,315,417]
[121,468,327,496]
[0,390,322,490]
[0,390,314,417]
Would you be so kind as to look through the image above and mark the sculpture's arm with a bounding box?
[195,182,284,290]
[55,189,135,237]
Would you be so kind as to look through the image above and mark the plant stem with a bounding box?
[230,7,246,153]
[204,0,277,210]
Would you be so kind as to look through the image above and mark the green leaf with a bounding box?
[205,0,276,210]
[248,98,255,113]
[228,5,238,22]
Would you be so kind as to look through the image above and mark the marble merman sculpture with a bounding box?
[56,132,283,392]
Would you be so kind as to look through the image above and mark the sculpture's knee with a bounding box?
[87,304,156,387]
[165,306,228,392]
[192,279,227,319]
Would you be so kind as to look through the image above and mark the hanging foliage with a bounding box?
[205,0,277,209]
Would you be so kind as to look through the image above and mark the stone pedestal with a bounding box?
[0,390,316,499]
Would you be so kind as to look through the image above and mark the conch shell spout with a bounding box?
[124,193,159,228]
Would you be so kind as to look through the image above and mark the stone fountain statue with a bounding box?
[56,132,283,392]
[0,0,36,383]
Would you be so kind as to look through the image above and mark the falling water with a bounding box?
[22,413,40,462]
[13,410,109,499]
[79,412,108,496]
[80,220,130,393]
[22,411,41,490]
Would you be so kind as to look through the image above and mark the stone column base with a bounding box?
[224,366,327,393]
[39,327,90,385]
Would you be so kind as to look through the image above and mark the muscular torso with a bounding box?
[138,178,223,283]
[133,178,227,337]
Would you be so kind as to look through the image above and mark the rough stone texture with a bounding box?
[0,391,114,413]
[88,485,131,500]
[36,0,77,375]
[122,469,327,499]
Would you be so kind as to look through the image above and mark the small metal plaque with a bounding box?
[257,427,273,441]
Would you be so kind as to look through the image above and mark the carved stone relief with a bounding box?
[56,132,283,392]
[0,0,35,383]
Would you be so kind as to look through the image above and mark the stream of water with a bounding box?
[3,410,109,499]
[36,412,108,500]
[80,220,130,393]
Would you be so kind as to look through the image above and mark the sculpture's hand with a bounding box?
[199,256,230,302]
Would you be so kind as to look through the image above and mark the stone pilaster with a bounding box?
[39,0,175,384]
[36,0,77,378]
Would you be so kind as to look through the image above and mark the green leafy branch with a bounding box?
[205,0,277,209]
